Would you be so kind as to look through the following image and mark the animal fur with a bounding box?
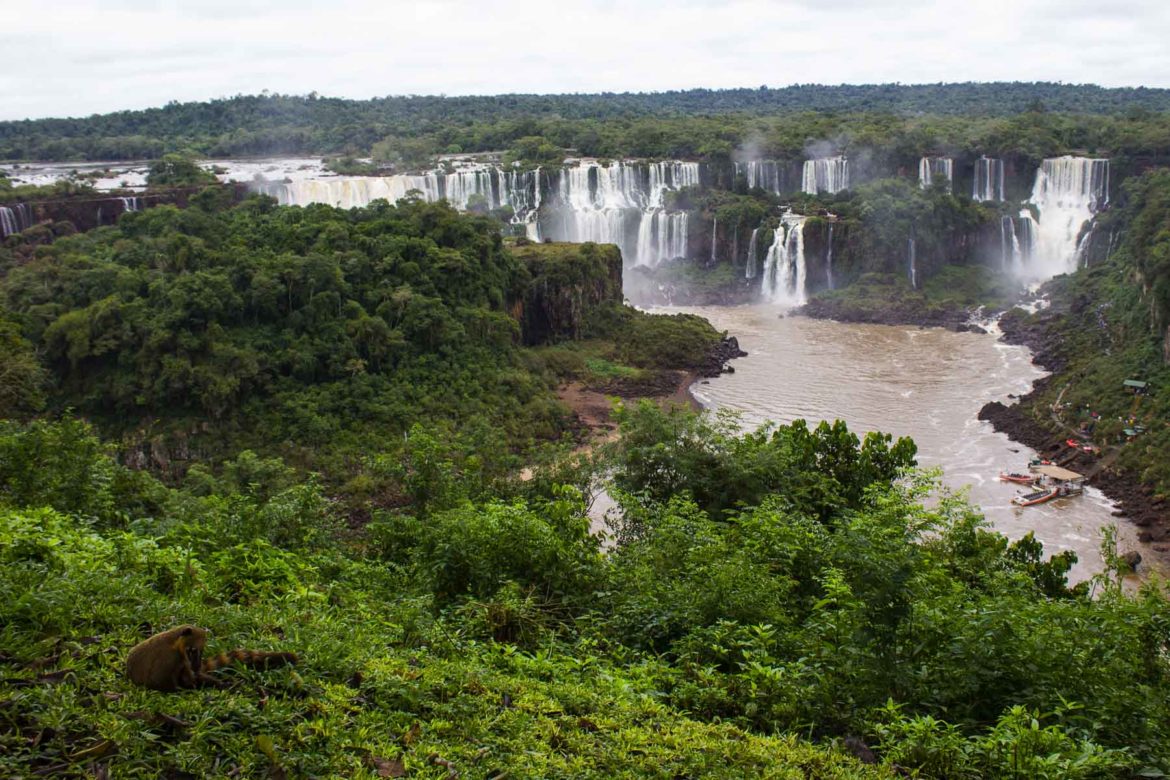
[126,625,297,691]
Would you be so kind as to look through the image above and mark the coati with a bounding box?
[125,625,298,691]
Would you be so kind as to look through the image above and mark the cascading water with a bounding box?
[999,213,1034,275]
[736,160,786,194]
[761,213,807,305]
[260,159,701,266]
[119,196,142,213]
[710,217,718,263]
[973,157,1005,201]
[907,237,918,289]
[919,157,953,191]
[543,159,700,266]
[256,162,544,240]
[802,157,849,195]
[634,210,689,267]
[825,222,835,290]
[0,203,34,238]
[1022,156,1109,280]
[744,228,760,279]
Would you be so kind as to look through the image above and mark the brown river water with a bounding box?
[657,304,1159,583]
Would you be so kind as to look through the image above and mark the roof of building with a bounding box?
[1123,379,1148,389]
[1035,465,1084,481]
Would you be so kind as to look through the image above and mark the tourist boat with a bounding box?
[999,471,1038,485]
[1012,465,1087,507]
[1012,487,1061,506]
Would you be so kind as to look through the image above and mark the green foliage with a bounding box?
[503,135,565,167]
[370,134,439,170]
[610,403,916,522]
[0,417,121,525]
[1005,168,1170,499]
[584,305,723,370]
[0,308,46,416]
[7,85,1170,163]
[144,154,217,187]
[1,409,1168,776]
[322,156,383,176]
[0,502,880,779]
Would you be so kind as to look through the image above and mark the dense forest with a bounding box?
[2,184,1170,776]
[5,83,1170,162]
[5,75,1170,776]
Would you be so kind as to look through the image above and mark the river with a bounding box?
[9,157,1152,580]
[665,304,1157,583]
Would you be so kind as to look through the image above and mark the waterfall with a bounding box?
[825,222,835,290]
[802,157,849,195]
[1076,223,1098,268]
[997,213,1037,277]
[761,213,808,305]
[907,237,918,289]
[710,217,718,263]
[550,159,699,265]
[919,157,953,191]
[634,210,689,267]
[1023,156,1109,280]
[255,159,701,266]
[257,162,544,239]
[745,228,760,279]
[973,157,1005,202]
[736,160,786,194]
[0,203,34,238]
[1000,216,1014,273]
[119,196,141,213]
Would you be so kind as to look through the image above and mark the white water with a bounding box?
[744,228,761,279]
[802,157,849,195]
[919,157,953,191]
[542,159,700,266]
[0,203,35,237]
[634,211,689,267]
[736,160,787,194]
[256,162,544,240]
[825,222,835,290]
[761,213,807,304]
[1022,156,1109,281]
[973,156,1005,202]
[907,236,918,288]
[710,217,718,263]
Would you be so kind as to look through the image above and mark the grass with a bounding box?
[0,506,881,779]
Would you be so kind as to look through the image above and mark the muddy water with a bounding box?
[668,304,1157,582]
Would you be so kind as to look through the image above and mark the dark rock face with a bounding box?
[513,243,624,345]
[797,296,974,331]
[22,184,251,234]
[698,335,748,378]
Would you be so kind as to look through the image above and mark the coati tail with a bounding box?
[201,649,299,672]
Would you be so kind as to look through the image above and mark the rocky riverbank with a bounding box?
[798,296,986,332]
[979,305,1170,553]
[794,269,1019,333]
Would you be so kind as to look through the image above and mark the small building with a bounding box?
[1034,465,1086,496]
[1123,379,1148,395]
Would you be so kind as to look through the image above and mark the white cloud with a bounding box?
[3,0,1169,120]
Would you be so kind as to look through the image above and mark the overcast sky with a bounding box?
[4,0,1169,121]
